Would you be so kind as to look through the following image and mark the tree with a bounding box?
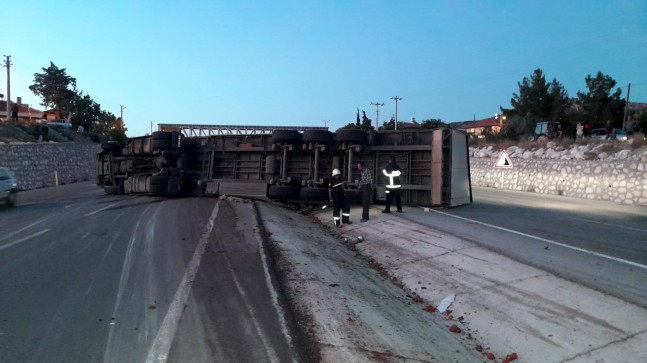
[420,118,445,129]
[71,92,102,131]
[29,62,77,117]
[508,69,570,121]
[577,72,625,128]
[360,110,373,131]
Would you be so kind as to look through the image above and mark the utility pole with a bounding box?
[120,105,126,121]
[322,119,329,128]
[3,55,11,121]
[370,102,384,129]
[391,96,402,130]
[622,83,631,130]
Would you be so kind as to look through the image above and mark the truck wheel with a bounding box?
[272,130,302,144]
[300,187,329,201]
[101,141,124,155]
[303,130,334,144]
[336,129,367,144]
[268,186,300,200]
[151,131,175,151]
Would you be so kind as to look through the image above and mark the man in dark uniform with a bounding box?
[356,161,373,222]
[328,168,351,228]
[382,156,402,213]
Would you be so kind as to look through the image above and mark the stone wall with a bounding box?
[470,157,647,206]
[0,143,100,190]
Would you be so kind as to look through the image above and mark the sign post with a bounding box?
[493,150,513,189]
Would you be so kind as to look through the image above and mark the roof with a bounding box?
[462,117,502,129]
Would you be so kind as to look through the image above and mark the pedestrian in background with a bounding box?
[357,161,373,222]
[624,118,636,137]
[576,122,584,140]
[605,120,614,139]
[328,168,351,228]
[382,156,402,213]
[584,122,592,138]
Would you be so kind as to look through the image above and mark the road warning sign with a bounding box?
[494,150,513,168]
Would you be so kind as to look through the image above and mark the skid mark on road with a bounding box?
[103,204,152,363]
[145,200,221,363]
[429,209,647,270]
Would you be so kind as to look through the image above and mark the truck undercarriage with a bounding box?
[97,125,472,207]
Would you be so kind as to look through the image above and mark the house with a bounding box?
[455,116,505,138]
[0,97,45,121]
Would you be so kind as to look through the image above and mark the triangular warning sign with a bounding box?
[494,150,513,168]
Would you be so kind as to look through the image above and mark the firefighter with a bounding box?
[328,169,352,228]
[382,156,402,213]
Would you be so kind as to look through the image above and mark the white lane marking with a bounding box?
[103,206,150,363]
[145,200,221,363]
[84,202,120,217]
[0,216,56,242]
[0,229,51,251]
[253,205,298,362]
[567,216,647,233]
[222,244,281,363]
[428,209,647,270]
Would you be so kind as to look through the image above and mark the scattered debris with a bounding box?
[437,293,455,313]
[422,305,437,313]
[449,325,462,333]
[486,352,495,360]
[506,352,519,361]
[328,283,340,287]
[148,305,157,310]
[475,345,483,352]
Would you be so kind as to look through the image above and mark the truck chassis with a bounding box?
[97,125,472,207]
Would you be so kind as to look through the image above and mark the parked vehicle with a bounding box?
[0,167,18,207]
[46,119,73,129]
[531,121,561,142]
[97,126,473,207]
[591,128,628,141]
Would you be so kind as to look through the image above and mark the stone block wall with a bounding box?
[0,143,100,190]
[470,157,647,206]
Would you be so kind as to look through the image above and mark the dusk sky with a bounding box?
[1,0,646,136]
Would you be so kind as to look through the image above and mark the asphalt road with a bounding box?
[0,182,300,363]
[402,186,647,308]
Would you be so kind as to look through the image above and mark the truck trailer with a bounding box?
[97,124,472,207]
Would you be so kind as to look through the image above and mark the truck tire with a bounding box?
[272,130,302,144]
[300,187,329,201]
[336,129,367,144]
[303,130,334,144]
[268,186,300,200]
[101,141,124,155]
[151,131,173,150]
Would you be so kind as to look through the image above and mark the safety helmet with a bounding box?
[332,169,341,176]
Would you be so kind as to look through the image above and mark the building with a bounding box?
[0,97,45,121]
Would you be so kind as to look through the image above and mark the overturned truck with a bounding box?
[97,124,472,207]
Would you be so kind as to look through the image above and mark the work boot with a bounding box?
[381,210,390,213]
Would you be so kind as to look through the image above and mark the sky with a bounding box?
[1,0,646,137]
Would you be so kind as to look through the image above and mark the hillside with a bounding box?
[0,123,98,144]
